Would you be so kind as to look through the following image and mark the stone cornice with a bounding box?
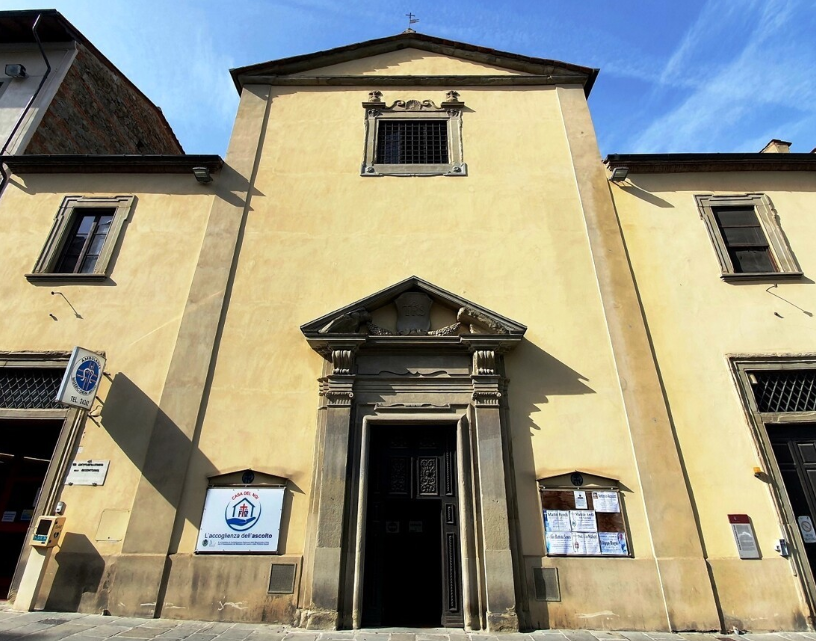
[239,74,587,88]
[605,153,816,174]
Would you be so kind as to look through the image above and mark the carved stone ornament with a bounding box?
[331,349,355,375]
[473,350,497,376]
[472,389,502,407]
[445,90,462,104]
[324,388,354,407]
[457,306,508,335]
[318,308,371,334]
[368,90,383,103]
[395,292,433,335]
[391,99,440,111]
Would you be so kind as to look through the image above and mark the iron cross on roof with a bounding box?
[404,12,419,32]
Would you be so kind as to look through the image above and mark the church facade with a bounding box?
[1,31,816,633]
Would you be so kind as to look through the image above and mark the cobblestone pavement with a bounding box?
[1,608,814,641]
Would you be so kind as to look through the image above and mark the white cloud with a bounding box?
[627,0,816,152]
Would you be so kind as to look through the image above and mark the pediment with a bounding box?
[301,276,525,354]
[231,32,597,95]
[537,470,621,489]
[208,468,288,487]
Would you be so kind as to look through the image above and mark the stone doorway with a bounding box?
[361,425,462,628]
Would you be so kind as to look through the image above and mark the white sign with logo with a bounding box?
[56,347,106,410]
[799,516,816,543]
[196,486,285,553]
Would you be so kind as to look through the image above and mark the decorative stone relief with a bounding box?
[366,322,393,336]
[368,90,383,104]
[429,323,461,336]
[318,308,371,334]
[395,292,433,335]
[457,306,508,335]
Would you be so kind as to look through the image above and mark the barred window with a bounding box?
[376,121,449,165]
[361,93,466,177]
[750,370,816,413]
[0,368,65,409]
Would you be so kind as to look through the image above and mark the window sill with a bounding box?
[721,271,803,282]
[25,273,109,282]
[361,163,467,177]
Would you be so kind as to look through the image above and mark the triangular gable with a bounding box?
[231,32,597,95]
[537,470,621,489]
[301,276,526,338]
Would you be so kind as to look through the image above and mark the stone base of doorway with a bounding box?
[297,608,339,630]
[487,610,520,633]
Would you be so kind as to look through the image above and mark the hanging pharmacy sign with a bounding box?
[196,486,285,553]
[56,347,106,410]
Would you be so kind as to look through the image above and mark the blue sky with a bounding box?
[7,0,816,156]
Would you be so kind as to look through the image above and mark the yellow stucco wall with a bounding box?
[613,171,816,629]
[0,173,212,553]
[170,52,656,627]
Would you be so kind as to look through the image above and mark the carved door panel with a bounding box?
[363,425,463,628]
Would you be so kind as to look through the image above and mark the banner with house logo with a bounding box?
[196,487,284,553]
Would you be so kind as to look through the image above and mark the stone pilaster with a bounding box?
[471,348,519,632]
[300,347,358,629]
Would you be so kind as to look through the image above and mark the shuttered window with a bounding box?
[712,206,775,273]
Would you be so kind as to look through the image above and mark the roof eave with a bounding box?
[2,154,223,174]
[604,153,816,174]
[230,32,598,96]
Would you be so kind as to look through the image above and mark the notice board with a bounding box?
[540,488,630,557]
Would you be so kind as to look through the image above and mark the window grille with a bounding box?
[0,368,65,409]
[751,370,816,413]
[376,121,448,165]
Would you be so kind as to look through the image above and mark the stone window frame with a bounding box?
[360,91,467,177]
[696,193,802,280]
[27,195,135,281]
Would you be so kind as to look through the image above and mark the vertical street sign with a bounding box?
[56,346,105,410]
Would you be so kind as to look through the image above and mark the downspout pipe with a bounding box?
[0,13,52,193]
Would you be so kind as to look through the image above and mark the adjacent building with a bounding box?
[0,9,181,157]
[2,25,816,634]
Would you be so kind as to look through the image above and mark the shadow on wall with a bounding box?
[99,373,301,551]
[43,533,105,611]
[502,338,596,629]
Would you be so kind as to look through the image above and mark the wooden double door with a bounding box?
[362,425,463,628]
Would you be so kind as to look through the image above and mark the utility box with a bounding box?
[30,516,65,548]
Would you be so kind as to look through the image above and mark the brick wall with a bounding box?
[25,45,182,154]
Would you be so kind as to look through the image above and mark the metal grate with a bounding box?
[751,370,816,413]
[533,567,560,602]
[376,121,448,164]
[0,368,65,409]
[268,563,296,594]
